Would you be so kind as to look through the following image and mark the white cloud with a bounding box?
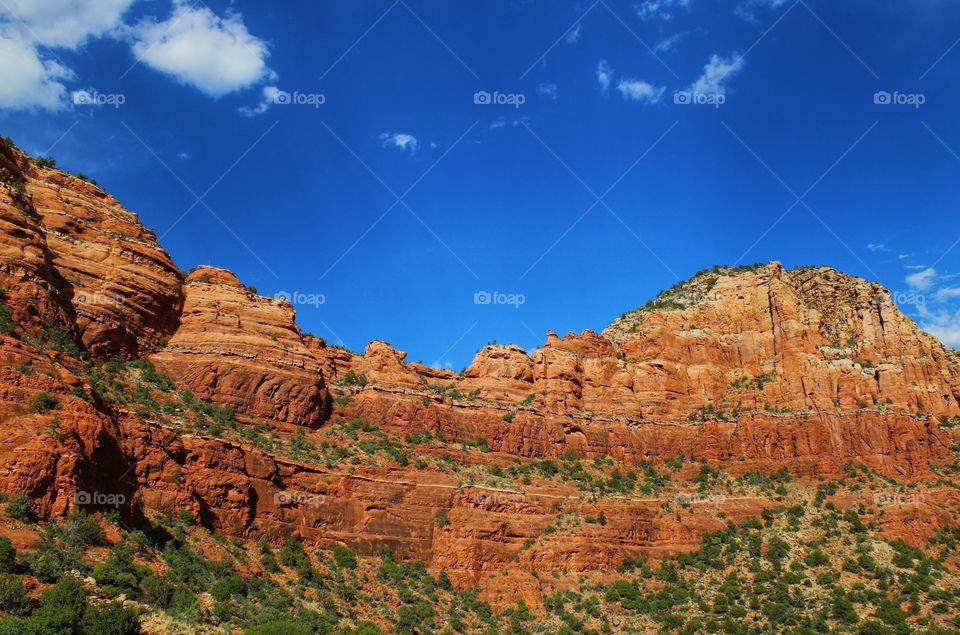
[616,79,666,104]
[596,60,614,93]
[919,308,960,348]
[0,0,134,49]
[131,2,274,97]
[238,85,280,117]
[0,29,73,111]
[379,132,418,154]
[866,243,887,252]
[688,53,745,96]
[537,82,558,100]
[489,118,524,131]
[935,287,960,301]
[735,0,790,22]
[565,22,581,44]
[906,267,937,291]
[654,32,685,53]
[0,0,134,111]
[636,0,691,21]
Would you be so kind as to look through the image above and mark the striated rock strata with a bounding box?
[0,136,959,590]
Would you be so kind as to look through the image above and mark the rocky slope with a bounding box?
[0,135,959,623]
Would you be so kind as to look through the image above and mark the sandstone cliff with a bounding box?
[1,135,958,592]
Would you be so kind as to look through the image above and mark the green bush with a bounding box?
[0,305,15,336]
[210,574,247,600]
[168,588,200,619]
[60,509,105,547]
[0,538,15,574]
[33,156,56,169]
[0,576,29,616]
[91,544,140,595]
[30,392,60,413]
[81,600,140,635]
[245,621,312,635]
[4,495,36,523]
[804,549,830,567]
[22,536,85,582]
[341,371,368,387]
[277,539,310,570]
[32,576,88,629]
[142,574,174,608]
[332,544,357,570]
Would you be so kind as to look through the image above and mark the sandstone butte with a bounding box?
[1,137,959,604]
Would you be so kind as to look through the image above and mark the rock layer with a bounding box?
[151,267,331,428]
[1,136,959,588]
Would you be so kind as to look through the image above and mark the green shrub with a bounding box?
[22,535,85,582]
[142,574,173,608]
[210,574,247,600]
[60,509,105,546]
[32,576,88,629]
[277,539,310,570]
[0,539,14,574]
[245,621,313,635]
[167,588,200,619]
[332,544,357,570]
[804,549,830,567]
[91,544,140,595]
[4,495,36,523]
[30,392,60,413]
[0,576,29,615]
[33,156,56,169]
[81,600,140,635]
[341,371,368,387]
[0,305,15,336]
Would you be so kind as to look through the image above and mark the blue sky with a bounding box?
[2,0,960,369]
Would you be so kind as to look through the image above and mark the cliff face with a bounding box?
[0,139,183,357]
[151,267,331,428]
[0,137,958,588]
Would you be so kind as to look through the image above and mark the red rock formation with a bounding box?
[151,267,330,428]
[0,140,182,356]
[1,135,960,590]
